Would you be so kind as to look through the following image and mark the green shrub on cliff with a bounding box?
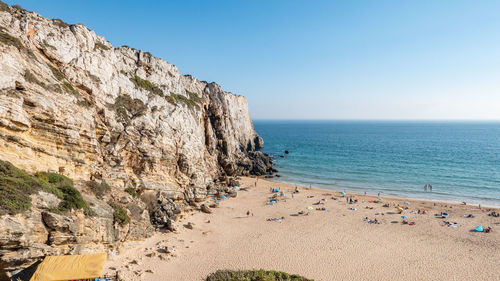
[108,200,130,226]
[0,31,23,50]
[0,161,94,216]
[48,63,64,81]
[205,270,313,281]
[0,161,60,215]
[167,91,200,108]
[87,180,110,199]
[63,81,79,96]
[108,94,147,125]
[124,186,138,197]
[36,172,95,216]
[129,74,163,96]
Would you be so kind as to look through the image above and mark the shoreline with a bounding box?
[105,176,500,280]
[267,176,500,209]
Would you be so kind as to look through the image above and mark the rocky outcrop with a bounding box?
[0,2,273,276]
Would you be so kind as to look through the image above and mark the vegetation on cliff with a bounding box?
[129,73,164,96]
[0,30,23,49]
[205,270,313,281]
[167,91,201,108]
[108,94,147,125]
[86,180,110,199]
[124,186,138,197]
[0,160,93,216]
[108,200,130,225]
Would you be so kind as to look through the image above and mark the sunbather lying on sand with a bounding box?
[267,217,285,222]
[363,217,382,224]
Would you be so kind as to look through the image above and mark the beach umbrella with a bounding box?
[475,225,484,232]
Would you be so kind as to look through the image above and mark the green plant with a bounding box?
[108,200,130,226]
[0,161,61,215]
[87,180,110,199]
[63,81,79,96]
[48,64,64,81]
[167,91,200,108]
[186,90,201,104]
[0,31,23,49]
[0,161,98,216]
[24,70,45,88]
[124,186,138,198]
[35,171,94,216]
[129,74,163,96]
[205,270,313,281]
[108,95,147,125]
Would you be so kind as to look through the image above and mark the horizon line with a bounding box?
[252,119,500,122]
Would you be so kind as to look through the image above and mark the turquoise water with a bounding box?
[254,121,500,207]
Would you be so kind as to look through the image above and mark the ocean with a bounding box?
[254,121,500,207]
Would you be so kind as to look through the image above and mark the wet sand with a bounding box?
[105,177,500,281]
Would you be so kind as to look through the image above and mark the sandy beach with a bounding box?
[105,177,500,281]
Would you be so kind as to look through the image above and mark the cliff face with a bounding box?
[0,2,272,276]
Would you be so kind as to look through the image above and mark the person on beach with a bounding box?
[429,184,432,191]
[424,184,427,192]
[309,184,312,190]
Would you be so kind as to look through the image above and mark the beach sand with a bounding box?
[105,177,500,280]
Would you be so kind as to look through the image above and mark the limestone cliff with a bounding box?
[0,2,273,276]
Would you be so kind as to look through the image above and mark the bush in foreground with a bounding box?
[205,270,313,281]
[0,160,94,216]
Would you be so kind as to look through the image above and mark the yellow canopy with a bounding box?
[30,253,107,281]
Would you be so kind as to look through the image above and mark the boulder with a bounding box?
[200,204,212,214]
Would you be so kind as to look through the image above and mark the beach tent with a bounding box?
[30,253,107,281]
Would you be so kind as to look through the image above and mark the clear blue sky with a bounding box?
[6,0,500,120]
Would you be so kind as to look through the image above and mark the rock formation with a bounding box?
[0,2,272,276]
